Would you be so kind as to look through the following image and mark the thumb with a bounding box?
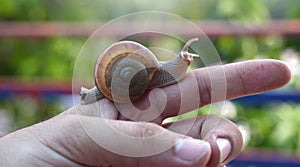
[37,115,212,167]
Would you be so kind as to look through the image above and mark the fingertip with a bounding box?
[173,138,211,166]
[175,138,210,161]
[270,59,292,86]
[217,138,231,164]
[256,59,292,91]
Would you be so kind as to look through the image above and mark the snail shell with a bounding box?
[95,41,161,103]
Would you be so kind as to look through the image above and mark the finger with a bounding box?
[64,59,291,121]
[163,114,243,167]
[124,59,291,120]
[35,115,215,167]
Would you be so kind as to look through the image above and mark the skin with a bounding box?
[0,59,291,167]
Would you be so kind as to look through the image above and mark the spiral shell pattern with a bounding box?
[110,57,149,102]
[95,41,161,103]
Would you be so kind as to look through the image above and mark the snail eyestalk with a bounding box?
[181,38,198,52]
[180,38,199,64]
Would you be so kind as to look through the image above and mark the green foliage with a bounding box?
[217,0,270,24]
[0,38,83,78]
[235,103,300,151]
[0,96,62,132]
[0,0,299,21]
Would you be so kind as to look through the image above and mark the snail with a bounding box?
[80,38,199,104]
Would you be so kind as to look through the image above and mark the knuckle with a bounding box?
[197,75,212,106]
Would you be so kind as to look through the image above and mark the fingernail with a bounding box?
[217,138,231,163]
[175,138,210,162]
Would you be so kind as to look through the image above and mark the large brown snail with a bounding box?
[80,38,199,104]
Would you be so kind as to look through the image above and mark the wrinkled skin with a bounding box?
[0,60,291,167]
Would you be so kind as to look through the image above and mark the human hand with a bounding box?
[0,59,291,167]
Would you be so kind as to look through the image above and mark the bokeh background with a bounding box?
[1,0,300,166]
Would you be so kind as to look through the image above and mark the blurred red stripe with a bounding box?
[0,77,79,95]
[0,20,300,38]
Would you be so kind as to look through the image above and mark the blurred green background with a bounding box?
[1,0,300,158]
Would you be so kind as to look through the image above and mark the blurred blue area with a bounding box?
[233,90,300,106]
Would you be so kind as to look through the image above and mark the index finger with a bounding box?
[65,59,291,121]
[120,59,291,120]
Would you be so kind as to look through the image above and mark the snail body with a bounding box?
[80,38,199,104]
